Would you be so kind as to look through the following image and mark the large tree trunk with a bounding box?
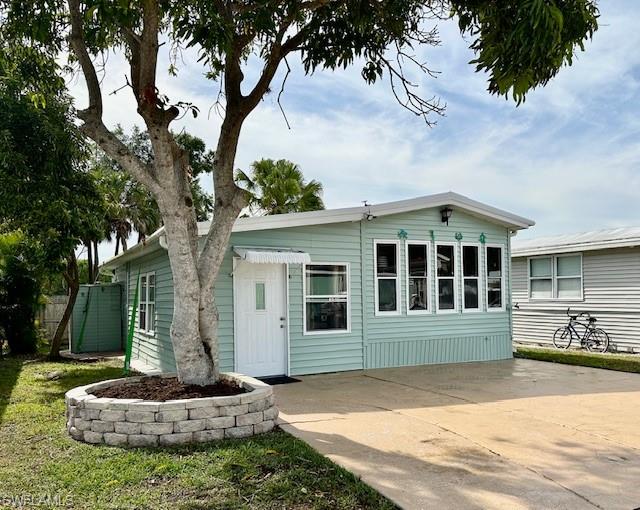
[49,252,80,360]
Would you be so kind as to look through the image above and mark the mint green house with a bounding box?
[102,192,534,377]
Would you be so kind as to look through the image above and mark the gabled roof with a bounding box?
[198,191,534,234]
[101,191,534,270]
[512,226,640,257]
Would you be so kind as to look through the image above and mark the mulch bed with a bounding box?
[93,376,247,401]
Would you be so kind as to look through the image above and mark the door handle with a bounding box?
[280,316,286,321]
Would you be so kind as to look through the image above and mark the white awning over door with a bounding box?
[233,247,311,264]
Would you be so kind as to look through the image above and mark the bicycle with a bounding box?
[553,308,610,353]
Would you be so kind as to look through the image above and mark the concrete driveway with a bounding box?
[275,359,640,510]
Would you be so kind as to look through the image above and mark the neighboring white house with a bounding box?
[511,227,640,352]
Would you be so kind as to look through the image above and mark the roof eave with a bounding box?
[100,230,164,271]
[513,238,640,257]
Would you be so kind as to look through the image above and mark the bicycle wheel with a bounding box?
[586,328,609,353]
[553,327,572,349]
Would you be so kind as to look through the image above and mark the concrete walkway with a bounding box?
[275,359,640,510]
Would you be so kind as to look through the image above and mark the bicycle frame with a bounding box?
[565,316,596,347]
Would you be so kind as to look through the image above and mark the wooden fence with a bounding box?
[37,295,69,342]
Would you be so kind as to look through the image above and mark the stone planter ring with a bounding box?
[65,373,278,447]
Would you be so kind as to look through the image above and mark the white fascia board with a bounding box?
[197,191,535,235]
[104,191,535,270]
[100,230,164,271]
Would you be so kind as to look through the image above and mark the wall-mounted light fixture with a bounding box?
[440,206,453,226]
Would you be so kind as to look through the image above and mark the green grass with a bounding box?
[0,356,396,510]
[515,346,640,374]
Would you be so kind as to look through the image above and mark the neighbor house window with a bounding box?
[528,254,582,300]
[374,241,400,314]
[556,255,582,299]
[529,257,553,299]
[406,241,429,313]
[436,243,456,312]
[138,272,155,332]
[304,264,349,333]
[462,244,480,311]
[486,246,504,310]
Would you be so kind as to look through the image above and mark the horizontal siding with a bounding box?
[111,205,518,375]
[361,208,513,368]
[118,250,178,373]
[512,247,640,351]
[228,223,363,376]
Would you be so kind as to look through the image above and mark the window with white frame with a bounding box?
[529,257,553,298]
[375,241,400,314]
[486,246,504,310]
[304,264,349,333]
[436,244,456,311]
[528,254,582,300]
[406,241,429,313]
[138,272,156,332]
[556,255,582,298]
[462,244,480,311]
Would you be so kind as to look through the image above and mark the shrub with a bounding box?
[0,232,41,354]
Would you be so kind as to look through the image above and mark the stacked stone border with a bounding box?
[65,373,278,447]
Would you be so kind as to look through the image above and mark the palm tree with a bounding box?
[236,159,324,216]
[92,168,162,255]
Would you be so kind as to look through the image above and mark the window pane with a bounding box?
[376,244,397,276]
[487,278,502,308]
[530,279,552,298]
[464,279,479,309]
[408,244,427,277]
[140,276,147,303]
[463,246,478,277]
[305,265,347,296]
[148,274,155,286]
[438,279,455,310]
[148,282,155,303]
[377,279,397,311]
[437,245,455,277]
[409,277,428,311]
[147,303,155,330]
[558,277,581,298]
[306,300,347,331]
[557,255,581,277]
[530,257,552,277]
[255,282,266,310]
[487,247,502,277]
[139,306,146,330]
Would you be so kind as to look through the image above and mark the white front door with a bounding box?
[234,261,287,377]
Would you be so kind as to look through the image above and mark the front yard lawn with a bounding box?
[0,356,395,510]
[515,346,640,374]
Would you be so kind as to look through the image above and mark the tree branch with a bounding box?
[67,0,161,192]
[67,0,102,119]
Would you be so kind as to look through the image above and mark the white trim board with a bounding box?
[101,191,534,270]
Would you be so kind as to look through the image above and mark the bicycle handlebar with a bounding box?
[567,308,591,320]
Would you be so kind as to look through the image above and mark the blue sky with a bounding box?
[69,1,640,261]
